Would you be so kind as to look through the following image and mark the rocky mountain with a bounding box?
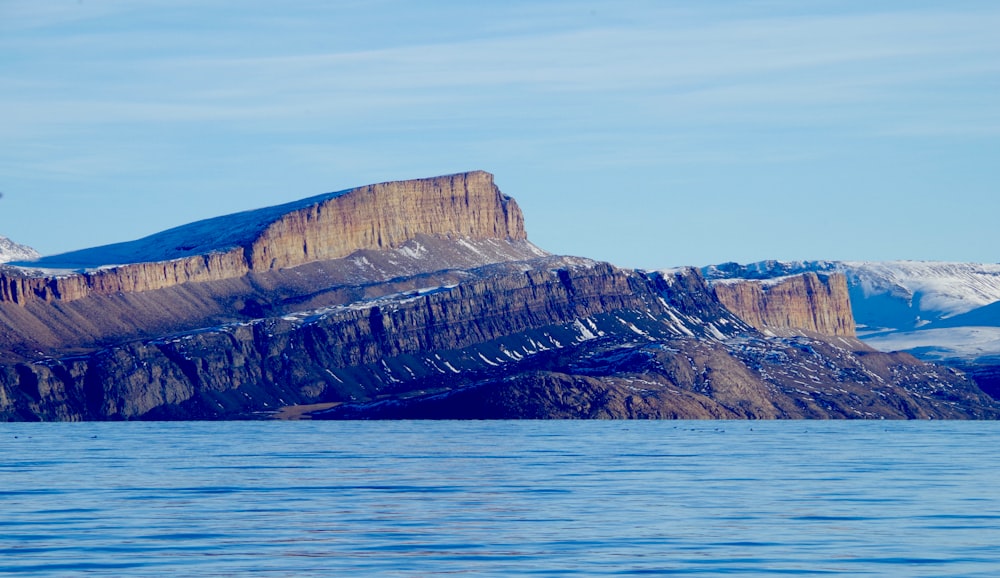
[704,260,1000,397]
[0,173,996,420]
[0,236,40,264]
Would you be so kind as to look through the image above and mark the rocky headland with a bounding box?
[1,171,996,420]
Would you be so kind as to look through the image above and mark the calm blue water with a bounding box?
[2,421,999,576]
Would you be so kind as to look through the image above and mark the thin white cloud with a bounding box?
[2,2,1000,173]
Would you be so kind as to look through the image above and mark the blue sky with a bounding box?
[1,1,998,268]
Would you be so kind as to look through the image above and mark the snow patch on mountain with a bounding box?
[0,236,41,264]
[840,261,1000,319]
[863,327,1000,361]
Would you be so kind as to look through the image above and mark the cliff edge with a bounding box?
[710,272,857,337]
[1,171,524,305]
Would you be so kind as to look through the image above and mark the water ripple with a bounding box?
[1,421,999,576]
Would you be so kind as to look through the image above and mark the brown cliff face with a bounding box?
[1,251,250,304]
[0,171,524,305]
[248,171,525,270]
[712,272,856,337]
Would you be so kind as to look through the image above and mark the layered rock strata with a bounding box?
[0,260,733,420]
[1,171,523,305]
[1,260,995,421]
[711,272,856,337]
[0,236,546,360]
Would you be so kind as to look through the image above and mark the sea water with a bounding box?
[1,420,999,576]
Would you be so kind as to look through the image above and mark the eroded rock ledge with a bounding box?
[711,272,857,337]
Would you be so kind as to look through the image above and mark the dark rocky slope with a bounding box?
[2,257,992,421]
[317,265,994,420]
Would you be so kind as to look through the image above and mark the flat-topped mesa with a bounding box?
[248,170,525,270]
[0,171,528,305]
[712,272,857,337]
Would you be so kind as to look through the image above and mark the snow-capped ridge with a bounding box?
[0,236,41,264]
[839,260,1000,318]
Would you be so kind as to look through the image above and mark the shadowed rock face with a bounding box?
[0,172,996,421]
[0,260,730,420]
[712,273,857,337]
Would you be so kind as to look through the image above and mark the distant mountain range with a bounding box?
[1,172,997,420]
